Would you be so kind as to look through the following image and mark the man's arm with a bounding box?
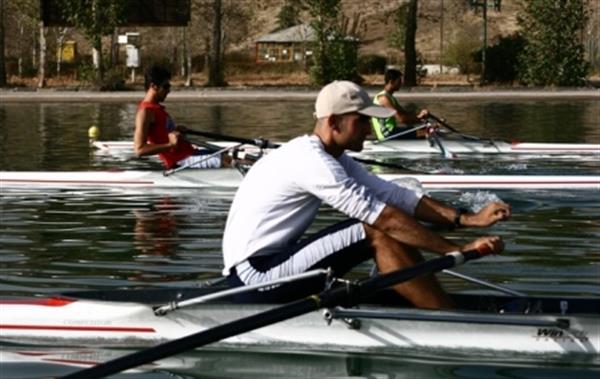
[414,196,511,228]
[372,205,504,255]
[133,107,178,157]
[377,94,426,125]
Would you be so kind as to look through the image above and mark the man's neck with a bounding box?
[143,90,160,104]
[383,84,395,94]
[312,130,343,158]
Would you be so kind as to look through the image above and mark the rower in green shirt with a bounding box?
[371,68,430,140]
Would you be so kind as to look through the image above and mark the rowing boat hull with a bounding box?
[0,292,598,357]
[362,140,600,155]
[93,140,600,156]
[2,170,598,190]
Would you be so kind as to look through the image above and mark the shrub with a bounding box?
[358,54,387,75]
[476,34,525,83]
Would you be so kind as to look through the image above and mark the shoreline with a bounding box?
[1,86,598,102]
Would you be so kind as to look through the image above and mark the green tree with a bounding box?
[55,0,125,82]
[517,0,589,86]
[0,0,6,87]
[305,0,361,85]
[276,0,303,31]
[443,23,480,76]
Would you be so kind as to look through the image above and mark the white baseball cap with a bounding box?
[314,80,395,119]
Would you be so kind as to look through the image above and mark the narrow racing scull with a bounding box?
[1,285,597,357]
[1,169,598,190]
[92,139,600,157]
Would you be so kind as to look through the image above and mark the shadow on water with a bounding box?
[1,346,598,379]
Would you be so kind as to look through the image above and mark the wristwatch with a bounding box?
[454,208,468,228]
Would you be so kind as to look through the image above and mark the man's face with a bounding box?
[391,77,402,91]
[155,81,171,102]
[334,112,372,152]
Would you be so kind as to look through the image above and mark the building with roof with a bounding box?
[255,24,315,64]
[255,24,359,64]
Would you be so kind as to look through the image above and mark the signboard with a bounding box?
[57,41,76,62]
[126,45,140,68]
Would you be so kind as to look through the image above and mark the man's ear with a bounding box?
[327,114,339,131]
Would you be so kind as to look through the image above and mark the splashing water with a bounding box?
[458,191,504,212]
[506,163,529,171]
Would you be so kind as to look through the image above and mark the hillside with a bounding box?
[234,0,521,65]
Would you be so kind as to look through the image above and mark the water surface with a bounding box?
[0,98,598,378]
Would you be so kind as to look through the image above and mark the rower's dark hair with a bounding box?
[144,65,171,90]
[384,68,402,84]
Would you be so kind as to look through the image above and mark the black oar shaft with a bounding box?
[352,157,417,172]
[185,130,280,149]
[62,297,320,379]
[61,250,485,379]
[185,129,420,172]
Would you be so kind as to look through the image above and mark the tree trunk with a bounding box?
[403,0,418,87]
[0,0,6,87]
[110,28,118,68]
[183,27,193,87]
[38,22,46,88]
[207,0,225,86]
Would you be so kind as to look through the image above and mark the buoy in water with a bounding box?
[88,125,100,139]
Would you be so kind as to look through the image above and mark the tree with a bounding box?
[403,0,418,87]
[384,0,419,87]
[55,0,125,82]
[0,0,6,87]
[207,0,225,86]
[305,0,362,85]
[442,22,480,77]
[276,0,303,31]
[517,0,589,86]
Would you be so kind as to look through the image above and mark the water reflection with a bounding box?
[133,197,180,257]
[1,346,598,379]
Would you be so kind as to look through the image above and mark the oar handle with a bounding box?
[184,129,280,149]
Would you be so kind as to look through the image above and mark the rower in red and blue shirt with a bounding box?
[134,65,224,169]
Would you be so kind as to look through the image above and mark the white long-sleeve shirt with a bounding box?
[222,135,423,275]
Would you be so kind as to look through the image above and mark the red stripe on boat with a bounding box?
[0,297,74,306]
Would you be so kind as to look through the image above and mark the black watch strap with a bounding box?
[454,208,467,228]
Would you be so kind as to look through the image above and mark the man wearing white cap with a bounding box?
[222,81,510,309]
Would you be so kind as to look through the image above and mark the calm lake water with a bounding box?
[0,95,599,378]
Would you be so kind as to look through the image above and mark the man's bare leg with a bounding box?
[365,225,455,309]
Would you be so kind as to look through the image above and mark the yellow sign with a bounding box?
[57,41,76,62]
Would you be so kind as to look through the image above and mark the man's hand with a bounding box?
[167,131,181,148]
[460,236,504,255]
[416,109,429,119]
[462,202,511,228]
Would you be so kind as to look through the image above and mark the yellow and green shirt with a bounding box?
[371,90,401,140]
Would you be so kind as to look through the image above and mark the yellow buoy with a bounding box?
[88,125,100,139]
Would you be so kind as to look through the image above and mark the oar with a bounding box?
[428,130,455,159]
[185,129,422,173]
[184,129,280,149]
[59,248,492,379]
[374,123,430,144]
[352,156,423,173]
[428,113,490,143]
[163,143,242,176]
[443,269,527,297]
